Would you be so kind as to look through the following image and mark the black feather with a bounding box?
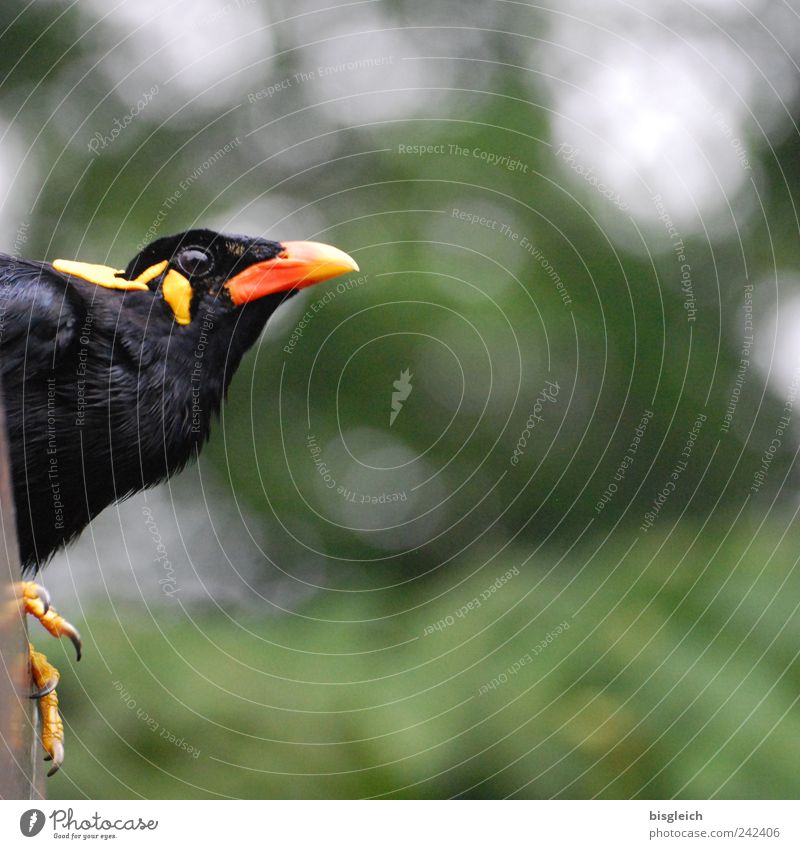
[0,231,288,574]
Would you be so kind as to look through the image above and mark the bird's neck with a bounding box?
[167,299,274,441]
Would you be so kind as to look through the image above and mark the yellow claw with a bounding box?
[21,581,82,660]
[29,644,65,776]
[21,582,79,776]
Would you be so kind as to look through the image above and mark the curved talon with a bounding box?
[33,583,50,615]
[64,624,82,662]
[24,587,82,661]
[30,676,58,700]
[29,645,59,698]
[46,741,64,777]
[20,581,50,617]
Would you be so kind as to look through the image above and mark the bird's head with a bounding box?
[46,229,359,456]
[52,228,359,334]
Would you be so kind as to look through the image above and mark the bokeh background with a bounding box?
[2,0,800,798]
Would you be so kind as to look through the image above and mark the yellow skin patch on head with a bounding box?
[51,258,191,325]
[52,259,149,291]
[132,260,169,286]
[161,269,192,325]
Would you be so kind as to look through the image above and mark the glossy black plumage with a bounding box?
[0,230,289,574]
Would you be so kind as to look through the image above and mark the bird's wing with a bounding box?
[0,256,79,377]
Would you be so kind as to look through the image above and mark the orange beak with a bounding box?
[225,240,359,305]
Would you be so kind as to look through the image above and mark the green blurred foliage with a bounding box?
[52,521,800,799]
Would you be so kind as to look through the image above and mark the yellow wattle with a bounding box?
[161,269,192,325]
[51,259,149,291]
[51,258,191,325]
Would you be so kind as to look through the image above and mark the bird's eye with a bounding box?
[175,248,213,277]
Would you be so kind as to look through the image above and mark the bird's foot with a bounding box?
[20,582,80,776]
[28,644,65,775]
[21,581,82,660]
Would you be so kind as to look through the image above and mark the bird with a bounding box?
[0,229,359,774]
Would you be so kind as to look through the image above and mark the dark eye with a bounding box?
[175,248,213,277]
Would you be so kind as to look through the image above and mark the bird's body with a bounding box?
[0,248,269,571]
[0,229,357,572]
[0,228,358,773]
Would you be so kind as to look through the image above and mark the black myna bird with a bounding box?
[0,229,358,773]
